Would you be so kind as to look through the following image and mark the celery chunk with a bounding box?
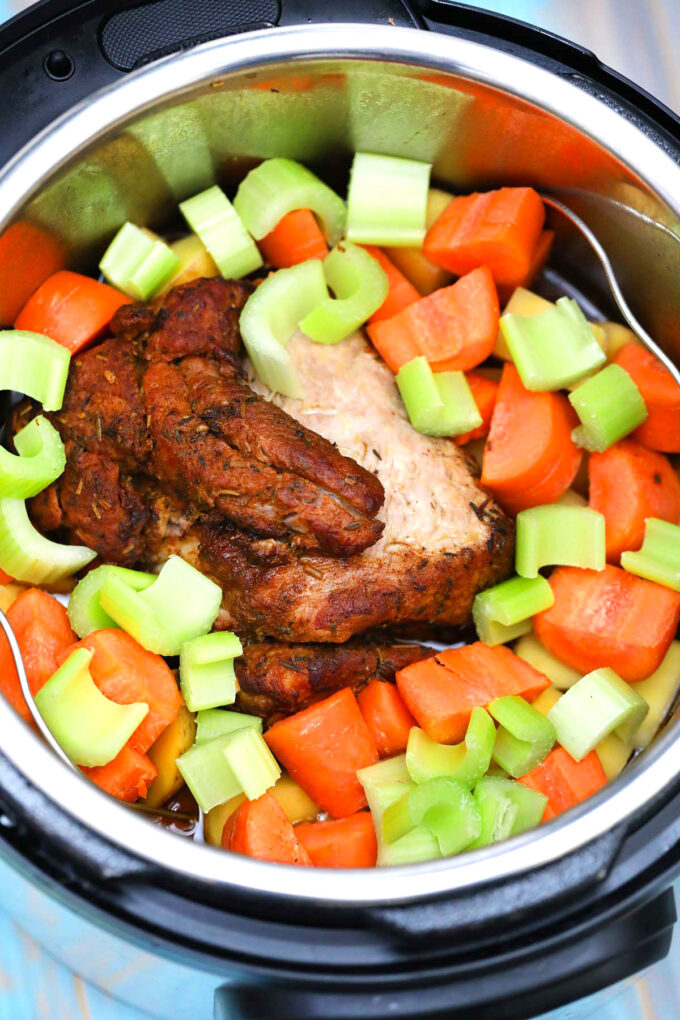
[473,575,554,646]
[346,153,431,247]
[0,416,65,499]
[383,776,482,854]
[379,825,441,866]
[396,356,482,437]
[234,158,346,245]
[0,330,70,412]
[68,565,156,638]
[179,631,243,712]
[489,695,556,778]
[179,186,262,279]
[195,709,262,745]
[569,363,647,452]
[176,734,242,813]
[100,555,222,656]
[222,726,280,801]
[239,260,328,398]
[501,297,606,391]
[405,708,495,787]
[35,648,148,767]
[516,504,605,578]
[100,222,179,300]
[0,497,95,583]
[621,518,680,591]
[471,775,547,847]
[547,668,648,761]
[299,242,388,344]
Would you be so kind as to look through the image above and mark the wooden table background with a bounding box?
[0,0,679,1017]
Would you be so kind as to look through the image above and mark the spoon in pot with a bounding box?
[540,194,680,388]
[0,607,196,822]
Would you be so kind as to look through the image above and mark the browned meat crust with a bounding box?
[19,278,384,562]
[235,641,428,724]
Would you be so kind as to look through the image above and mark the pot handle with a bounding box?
[215,888,676,1020]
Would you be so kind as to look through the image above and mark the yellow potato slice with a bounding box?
[385,188,453,295]
[144,704,197,809]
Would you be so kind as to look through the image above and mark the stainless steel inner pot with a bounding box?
[2,22,680,907]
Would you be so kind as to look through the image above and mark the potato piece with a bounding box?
[204,793,246,846]
[158,235,219,296]
[514,633,581,690]
[593,321,640,358]
[557,489,588,508]
[144,704,196,808]
[631,641,680,748]
[386,189,453,296]
[531,686,562,716]
[596,733,632,779]
[0,583,25,613]
[271,774,318,824]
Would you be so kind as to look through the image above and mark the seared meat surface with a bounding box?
[235,641,428,725]
[18,278,384,562]
[17,276,513,643]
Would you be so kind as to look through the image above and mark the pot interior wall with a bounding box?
[12,56,680,354]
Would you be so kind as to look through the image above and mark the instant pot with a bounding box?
[2,2,680,1017]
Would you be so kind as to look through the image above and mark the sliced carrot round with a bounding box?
[295,811,377,868]
[223,791,313,865]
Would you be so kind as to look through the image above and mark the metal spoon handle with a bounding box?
[540,194,680,388]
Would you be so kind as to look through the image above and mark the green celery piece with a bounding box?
[405,708,495,787]
[357,754,414,859]
[569,363,647,452]
[0,416,65,499]
[473,575,554,646]
[222,726,280,800]
[471,775,547,847]
[99,554,222,656]
[299,242,388,345]
[195,709,262,745]
[396,356,482,437]
[99,222,179,300]
[176,733,242,813]
[346,152,432,247]
[67,565,156,638]
[516,504,605,578]
[0,330,71,412]
[547,667,648,761]
[179,185,262,278]
[0,497,95,584]
[234,158,346,245]
[501,297,606,391]
[621,518,680,591]
[35,648,148,767]
[239,260,328,398]
[179,631,243,712]
[383,776,481,854]
[489,695,556,778]
[379,824,441,867]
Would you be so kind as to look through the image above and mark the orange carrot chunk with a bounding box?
[7,588,76,707]
[0,221,64,326]
[265,688,378,818]
[70,629,181,754]
[454,372,499,446]
[363,246,420,323]
[481,363,582,514]
[520,747,607,821]
[366,266,499,374]
[295,811,378,868]
[258,209,328,268]
[497,229,554,304]
[613,343,680,453]
[15,270,131,354]
[396,643,550,744]
[423,187,545,287]
[83,745,158,803]
[357,679,416,757]
[534,565,680,683]
[589,439,680,562]
[223,791,313,865]
[0,568,14,585]
[0,629,32,724]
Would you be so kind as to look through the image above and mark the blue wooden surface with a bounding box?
[0,0,679,1016]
